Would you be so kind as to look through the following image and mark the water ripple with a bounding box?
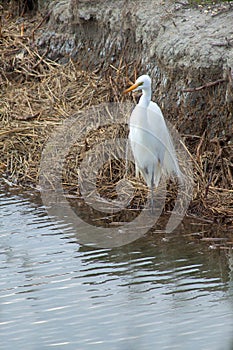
[0,186,233,350]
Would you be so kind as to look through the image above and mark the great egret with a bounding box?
[124,74,183,209]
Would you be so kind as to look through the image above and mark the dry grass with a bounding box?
[0,10,232,226]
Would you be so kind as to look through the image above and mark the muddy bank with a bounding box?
[38,1,233,126]
[37,0,233,200]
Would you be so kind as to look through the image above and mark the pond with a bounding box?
[1,184,233,350]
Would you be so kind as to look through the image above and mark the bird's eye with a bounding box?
[138,82,143,86]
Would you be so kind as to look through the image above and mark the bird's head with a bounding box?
[124,75,151,94]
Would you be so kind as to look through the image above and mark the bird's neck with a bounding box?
[138,89,151,108]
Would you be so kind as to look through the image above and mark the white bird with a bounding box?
[124,74,183,209]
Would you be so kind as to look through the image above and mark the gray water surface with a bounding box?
[0,186,233,350]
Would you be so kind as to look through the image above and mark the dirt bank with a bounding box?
[38,0,233,122]
[37,0,233,209]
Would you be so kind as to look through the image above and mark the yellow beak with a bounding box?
[123,82,141,94]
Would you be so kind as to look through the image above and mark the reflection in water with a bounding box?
[0,185,233,350]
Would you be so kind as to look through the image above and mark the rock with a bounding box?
[37,0,233,136]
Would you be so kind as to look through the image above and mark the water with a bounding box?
[0,185,233,350]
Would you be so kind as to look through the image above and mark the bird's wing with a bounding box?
[147,102,182,178]
[129,104,160,185]
[147,102,168,163]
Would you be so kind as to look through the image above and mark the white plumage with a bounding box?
[124,74,182,207]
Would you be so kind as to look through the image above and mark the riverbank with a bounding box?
[0,6,232,226]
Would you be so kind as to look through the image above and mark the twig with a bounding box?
[208,186,233,193]
[14,112,40,121]
[32,48,49,69]
[179,139,204,177]
[205,148,222,199]
[31,11,51,41]
[0,127,34,139]
[182,78,226,93]
[0,15,2,38]
[196,130,206,163]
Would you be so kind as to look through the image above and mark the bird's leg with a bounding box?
[150,169,154,214]
[150,188,154,214]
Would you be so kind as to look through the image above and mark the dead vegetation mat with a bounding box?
[0,11,232,227]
